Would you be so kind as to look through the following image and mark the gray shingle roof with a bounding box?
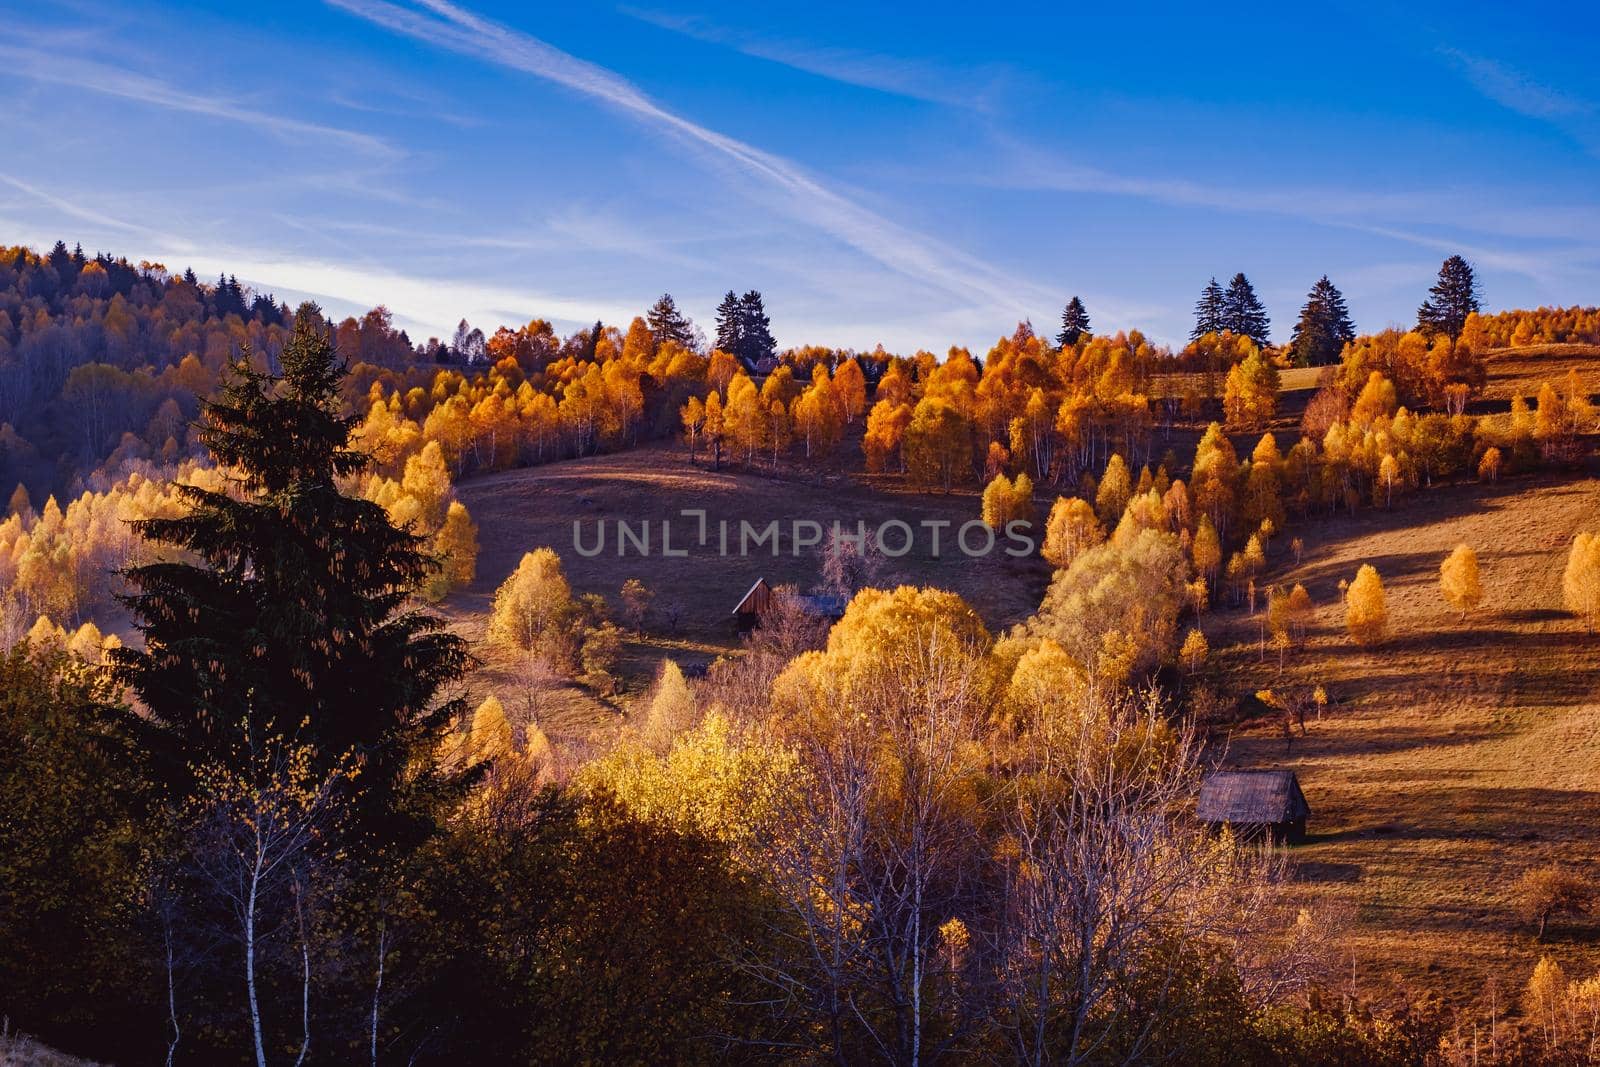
[1197,770,1309,824]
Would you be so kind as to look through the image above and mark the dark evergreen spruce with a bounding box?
[1192,278,1225,340]
[1416,255,1481,339]
[113,307,472,846]
[738,290,777,369]
[1221,272,1271,346]
[714,289,744,357]
[1287,275,1356,366]
[580,319,604,362]
[1056,296,1091,346]
[646,292,696,347]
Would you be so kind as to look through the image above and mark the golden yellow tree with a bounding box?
[1191,423,1239,539]
[723,373,766,464]
[1477,445,1502,482]
[469,694,516,764]
[1439,543,1481,621]
[903,396,971,492]
[679,395,705,461]
[792,375,842,459]
[1563,533,1600,630]
[1040,496,1105,571]
[1222,347,1279,431]
[1179,628,1208,674]
[487,548,575,666]
[981,473,1016,529]
[702,390,725,468]
[1350,371,1398,428]
[641,659,698,754]
[832,358,868,423]
[1345,564,1388,646]
[863,399,913,473]
[426,501,479,601]
[1191,514,1222,586]
[1094,453,1132,526]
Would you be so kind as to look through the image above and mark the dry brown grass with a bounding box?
[1208,471,1600,1009]
[1483,343,1600,402]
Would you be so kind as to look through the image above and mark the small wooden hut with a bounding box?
[731,580,849,635]
[732,578,774,633]
[1197,770,1310,843]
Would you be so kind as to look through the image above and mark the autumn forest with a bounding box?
[5,235,1600,1067]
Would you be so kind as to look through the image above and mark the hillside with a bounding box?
[1211,471,1600,1007]
[445,444,1052,741]
[439,435,1600,1012]
[1484,343,1600,401]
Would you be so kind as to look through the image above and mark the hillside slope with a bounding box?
[445,445,1052,740]
[1214,473,1600,1006]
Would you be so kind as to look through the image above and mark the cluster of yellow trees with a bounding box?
[0,463,225,638]
[1335,328,1486,413]
[352,439,478,600]
[1564,533,1600,631]
[677,326,1167,490]
[483,547,625,700]
[1520,955,1600,1060]
[681,354,868,469]
[1462,306,1600,349]
[352,317,705,479]
[1301,367,1590,514]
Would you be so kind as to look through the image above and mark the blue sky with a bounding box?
[2,0,1598,351]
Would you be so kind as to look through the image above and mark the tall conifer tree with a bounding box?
[738,290,777,368]
[1056,296,1091,346]
[646,293,695,347]
[1287,275,1356,366]
[114,307,472,845]
[1417,255,1480,339]
[1192,278,1225,340]
[714,290,744,358]
[1222,272,1271,346]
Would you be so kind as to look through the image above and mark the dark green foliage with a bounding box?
[113,308,472,848]
[739,290,777,368]
[715,289,744,357]
[0,643,161,1061]
[646,292,696,348]
[1288,276,1357,366]
[714,289,777,369]
[404,789,781,1064]
[1193,277,1226,339]
[1223,272,1272,347]
[1057,295,1091,346]
[1416,255,1481,339]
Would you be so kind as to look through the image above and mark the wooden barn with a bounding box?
[731,579,848,634]
[1197,770,1310,843]
[732,578,775,633]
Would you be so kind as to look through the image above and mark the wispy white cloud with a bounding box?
[1439,47,1600,158]
[0,172,154,237]
[324,0,1053,319]
[967,135,1600,290]
[1441,47,1589,121]
[0,39,399,159]
[618,6,1000,109]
